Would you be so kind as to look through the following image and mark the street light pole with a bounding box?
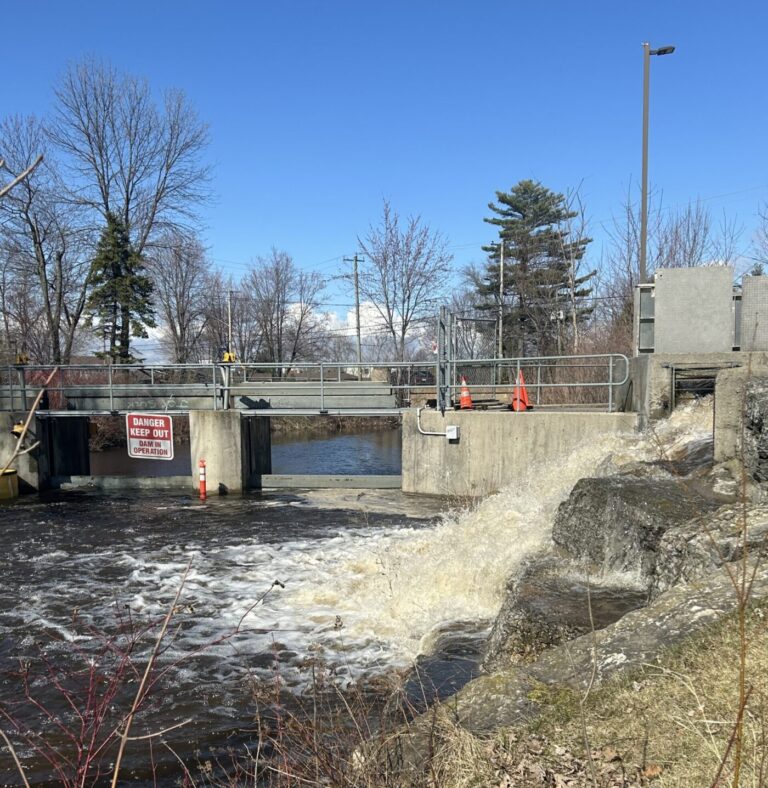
[639,42,675,284]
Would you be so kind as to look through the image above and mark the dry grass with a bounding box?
[420,602,768,787]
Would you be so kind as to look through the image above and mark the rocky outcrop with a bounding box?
[380,559,768,782]
[551,475,721,580]
[484,462,729,671]
[483,553,646,672]
[456,558,768,735]
[652,503,768,596]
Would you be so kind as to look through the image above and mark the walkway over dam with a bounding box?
[0,355,628,416]
[1,354,636,497]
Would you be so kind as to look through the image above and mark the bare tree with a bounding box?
[0,115,92,363]
[753,203,768,268]
[147,232,209,362]
[357,200,452,362]
[246,249,325,367]
[556,189,597,353]
[49,59,210,256]
[0,252,49,362]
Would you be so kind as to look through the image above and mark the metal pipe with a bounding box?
[416,406,448,437]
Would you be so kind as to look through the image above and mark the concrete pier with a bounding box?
[402,410,638,497]
[189,411,271,494]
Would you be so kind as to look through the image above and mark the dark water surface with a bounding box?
[0,489,448,784]
[271,427,402,475]
[89,428,402,477]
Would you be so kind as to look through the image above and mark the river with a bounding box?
[89,427,403,477]
[0,410,714,783]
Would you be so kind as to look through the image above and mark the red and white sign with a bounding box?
[126,413,174,461]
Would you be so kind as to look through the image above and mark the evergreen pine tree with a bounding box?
[86,213,155,363]
[478,180,595,356]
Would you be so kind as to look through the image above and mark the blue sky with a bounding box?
[5,1,768,315]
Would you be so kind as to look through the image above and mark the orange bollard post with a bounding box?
[198,458,207,500]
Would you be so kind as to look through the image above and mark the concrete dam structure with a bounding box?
[6,268,768,497]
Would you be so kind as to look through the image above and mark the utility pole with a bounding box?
[343,255,364,379]
[227,289,233,361]
[498,241,505,359]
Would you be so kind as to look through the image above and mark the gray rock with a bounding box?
[551,475,720,580]
[744,380,768,483]
[455,559,768,734]
[652,502,768,596]
[483,552,647,673]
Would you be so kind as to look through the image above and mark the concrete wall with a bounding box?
[401,410,638,497]
[713,366,750,468]
[653,267,735,353]
[190,410,241,493]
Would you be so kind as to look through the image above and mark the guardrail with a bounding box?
[0,354,629,414]
[447,354,630,412]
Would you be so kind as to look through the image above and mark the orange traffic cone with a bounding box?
[459,375,474,410]
[511,371,531,412]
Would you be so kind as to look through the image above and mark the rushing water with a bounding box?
[0,404,714,783]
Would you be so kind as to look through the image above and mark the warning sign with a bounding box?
[126,413,174,461]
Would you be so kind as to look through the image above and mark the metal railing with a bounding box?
[0,353,629,414]
[447,353,629,412]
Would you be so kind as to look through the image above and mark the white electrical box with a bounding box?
[445,425,460,441]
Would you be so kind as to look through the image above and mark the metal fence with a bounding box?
[0,353,628,415]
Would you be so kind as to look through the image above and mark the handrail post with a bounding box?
[536,362,542,406]
[608,356,614,412]
[108,365,114,412]
[8,366,15,412]
[212,363,217,411]
[320,363,325,411]
[223,363,231,410]
[17,366,27,413]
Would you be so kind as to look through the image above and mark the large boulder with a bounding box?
[483,553,646,672]
[551,475,721,581]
